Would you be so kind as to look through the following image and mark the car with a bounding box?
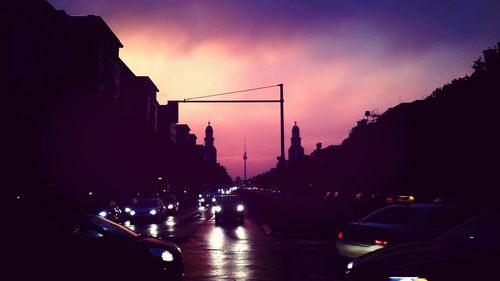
[12,213,184,281]
[214,195,245,224]
[345,214,500,281]
[336,203,474,258]
[127,198,167,222]
[69,215,184,280]
[198,192,216,210]
[162,195,180,214]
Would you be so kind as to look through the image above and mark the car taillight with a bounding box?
[374,239,388,246]
[337,232,343,239]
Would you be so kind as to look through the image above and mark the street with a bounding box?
[126,196,347,281]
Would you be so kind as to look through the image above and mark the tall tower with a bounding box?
[204,122,217,164]
[243,139,248,181]
[288,122,304,162]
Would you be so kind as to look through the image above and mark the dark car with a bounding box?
[336,203,474,258]
[163,195,180,214]
[345,214,500,281]
[70,215,184,280]
[128,198,167,222]
[198,192,216,210]
[214,195,245,224]
[12,214,184,281]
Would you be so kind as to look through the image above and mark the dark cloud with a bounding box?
[49,0,500,44]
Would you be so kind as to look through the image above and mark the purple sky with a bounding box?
[48,0,500,179]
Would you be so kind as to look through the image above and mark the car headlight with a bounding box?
[167,204,174,209]
[98,211,107,217]
[200,198,205,202]
[129,210,136,216]
[389,277,428,281]
[124,207,131,213]
[347,261,354,270]
[237,204,244,212]
[215,206,222,212]
[212,198,216,202]
[148,248,174,262]
[150,209,157,215]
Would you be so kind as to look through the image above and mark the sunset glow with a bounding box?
[49,0,500,179]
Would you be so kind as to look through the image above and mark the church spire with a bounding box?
[288,122,304,162]
[204,121,217,164]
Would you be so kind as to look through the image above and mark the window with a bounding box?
[425,208,471,228]
[362,206,419,224]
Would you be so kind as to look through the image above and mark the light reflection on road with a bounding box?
[180,214,340,280]
[206,224,250,280]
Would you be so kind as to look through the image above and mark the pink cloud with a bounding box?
[48,0,493,179]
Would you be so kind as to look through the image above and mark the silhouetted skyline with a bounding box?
[47,0,500,178]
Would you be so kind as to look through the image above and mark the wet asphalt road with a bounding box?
[127,206,347,281]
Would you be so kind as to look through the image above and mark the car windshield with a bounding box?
[89,216,139,239]
[435,214,500,249]
[164,195,177,201]
[136,199,159,208]
[361,206,419,224]
[423,207,472,228]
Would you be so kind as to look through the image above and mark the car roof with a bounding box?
[141,198,160,202]
[137,198,162,204]
[386,203,467,209]
[359,203,473,226]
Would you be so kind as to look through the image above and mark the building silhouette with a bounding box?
[288,122,305,162]
[157,101,179,144]
[482,43,500,72]
[7,0,233,201]
[204,122,217,164]
[175,124,193,145]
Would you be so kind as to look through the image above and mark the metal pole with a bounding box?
[279,84,285,162]
[172,83,285,163]
[173,100,280,103]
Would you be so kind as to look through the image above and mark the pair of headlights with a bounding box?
[124,207,152,216]
[214,204,244,212]
[98,210,124,217]
[124,207,136,216]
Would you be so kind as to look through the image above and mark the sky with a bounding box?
[48,0,500,180]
